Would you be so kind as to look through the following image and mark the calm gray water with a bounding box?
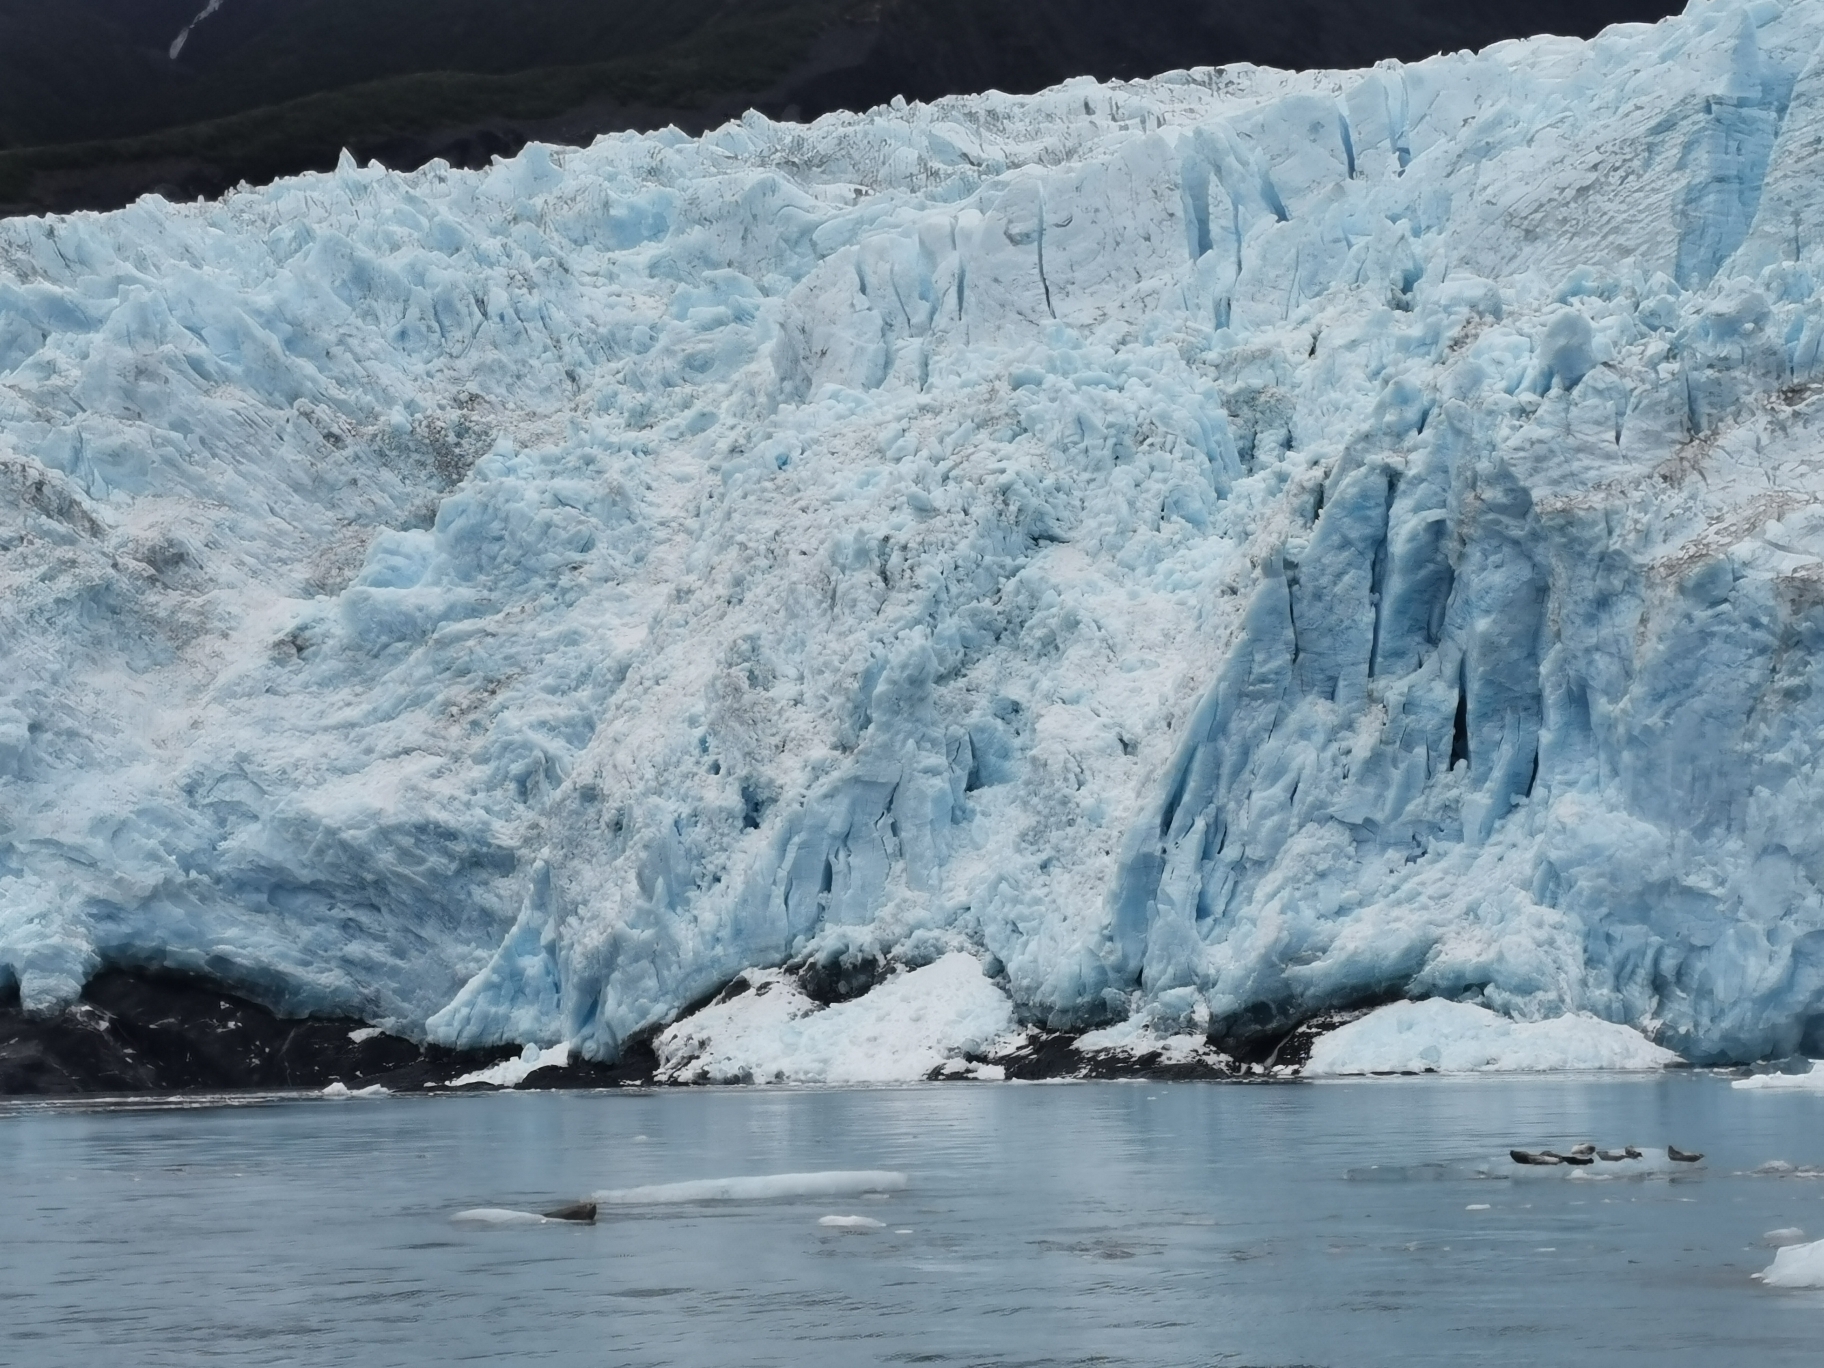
[4,1076,1823,1367]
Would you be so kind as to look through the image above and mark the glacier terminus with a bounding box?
[5,0,1824,1074]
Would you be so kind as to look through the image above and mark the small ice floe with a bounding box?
[1746,1160,1824,1179]
[437,1042,570,1089]
[1733,1066,1824,1092]
[1762,1227,1807,1247]
[1756,1238,1824,1288]
[591,1171,908,1205]
[1466,1204,1491,1211]
[320,1081,389,1098]
[818,1214,886,1230]
[347,1027,384,1043]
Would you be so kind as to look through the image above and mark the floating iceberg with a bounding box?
[1758,1237,1824,1287]
[1304,999,1682,1074]
[320,1080,390,1098]
[1732,1064,1824,1090]
[5,0,1824,1064]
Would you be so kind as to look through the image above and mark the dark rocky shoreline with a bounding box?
[0,966,1397,1097]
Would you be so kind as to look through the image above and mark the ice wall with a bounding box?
[4,0,1824,1061]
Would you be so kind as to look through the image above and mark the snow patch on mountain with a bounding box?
[5,1,1824,1064]
[170,0,230,61]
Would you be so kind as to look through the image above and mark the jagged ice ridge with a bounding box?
[4,0,1824,1065]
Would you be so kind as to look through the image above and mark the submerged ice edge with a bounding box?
[5,1,1824,1067]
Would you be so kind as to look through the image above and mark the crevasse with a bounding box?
[3,0,1824,1063]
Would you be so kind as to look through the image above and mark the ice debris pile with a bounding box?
[653,951,1013,1084]
[1304,998,1681,1074]
[5,0,1824,1067]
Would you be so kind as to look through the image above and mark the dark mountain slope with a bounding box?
[2,1,1683,218]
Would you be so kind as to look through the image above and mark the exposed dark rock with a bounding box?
[1,963,1412,1095]
[2,2,1685,219]
[0,967,518,1096]
[1211,992,1404,1068]
[952,1030,1248,1082]
[519,1031,660,1090]
[928,999,1418,1083]
[795,949,889,1006]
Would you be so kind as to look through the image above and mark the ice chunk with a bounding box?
[320,1081,390,1098]
[1304,1000,1682,1075]
[1758,1238,1824,1287]
[1762,1227,1807,1247]
[592,1171,908,1205]
[654,954,1014,1084]
[818,1214,887,1230]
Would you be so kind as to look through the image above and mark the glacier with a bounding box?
[5,0,1824,1067]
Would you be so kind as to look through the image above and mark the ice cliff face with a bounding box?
[5,0,1824,1063]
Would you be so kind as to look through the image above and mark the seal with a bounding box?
[541,1201,598,1223]
[1511,1150,1564,1166]
[1666,1146,1704,1163]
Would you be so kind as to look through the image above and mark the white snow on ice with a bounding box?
[1304,999,1682,1074]
[654,952,1013,1083]
[591,1171,908,1205]
[6,1,1824,1066]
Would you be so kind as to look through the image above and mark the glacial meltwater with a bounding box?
[5,1077,1822,1367]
